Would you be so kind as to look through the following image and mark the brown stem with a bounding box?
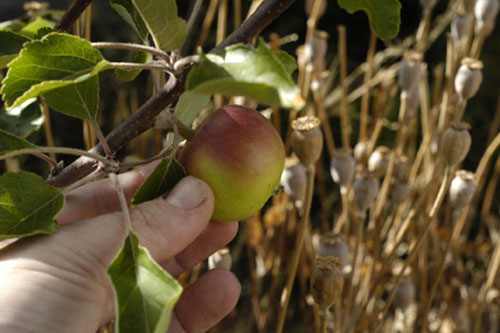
[55,0,92,32]
[47,0,296,188]
[276,165,315,333]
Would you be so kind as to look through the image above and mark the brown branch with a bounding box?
[47,0,296,188]
[212,0,296,52]
[55,0,93,32]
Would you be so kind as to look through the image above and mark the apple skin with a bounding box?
[178,105,285,222]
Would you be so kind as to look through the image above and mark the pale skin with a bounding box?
[0,163,240,332]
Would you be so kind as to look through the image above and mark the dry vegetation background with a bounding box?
[2,0,500,332]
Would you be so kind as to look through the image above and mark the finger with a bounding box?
[168,268,240,333]
[57,162,159,224]
[161,220,238,277]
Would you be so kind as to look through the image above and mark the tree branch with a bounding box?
[47,0,296,188]
[55,0,93,32]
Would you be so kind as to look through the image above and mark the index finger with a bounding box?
[57,162,159,224]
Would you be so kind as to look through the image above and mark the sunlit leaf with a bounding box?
[0,171,62,240]
[187,38,304,110]
[131,158,185,207]
[1,32,109,120]
[337,0,401,39]
[131,0,187,52]
[108,232,183,332]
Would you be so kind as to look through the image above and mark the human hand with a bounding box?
[0,163,240,332]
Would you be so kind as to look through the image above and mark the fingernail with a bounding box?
[166,176,207,210]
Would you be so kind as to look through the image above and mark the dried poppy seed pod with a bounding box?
[310,255,344,310]
[305,0,327,18]
[330,147,355,188]
[368,146,391,178]
[208,248,232,270]
[354,174,380,212]
[391,181,410,205]
[394,155,409,181]
[398,51,423,93]
[451,13,472,41]
[393,279,415,311]
[291,116,323,166]
[354,141,369,165]
[318,233,349,265]
[449,170,476,210]
[475,0,499,34]
[280,155,307,203]
[441,121,472,168]
[304,30,329,74]
[454,58,483,101]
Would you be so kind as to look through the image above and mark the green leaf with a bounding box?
[115,51,152,81]
[110,0,150,41]
[273,50,298,75]
[43,76,100,120]
[131,0,187,52]
[108,232,183,333]
[1,32,110,118]
[0,31,30,69]
[0,128,38,158]
[131,158,185,207]
[337,0,401,39]
[174,91,210,127]
[0,99,43,137]
[187,39,304,110]
[19,16,55,38]
[0,171,61,240]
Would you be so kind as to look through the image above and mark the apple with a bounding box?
[178,105,286,222]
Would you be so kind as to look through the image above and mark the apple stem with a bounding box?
[276,164,316,332]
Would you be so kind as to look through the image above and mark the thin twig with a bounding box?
[91,42,170,60]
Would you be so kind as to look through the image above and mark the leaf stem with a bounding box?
[91,42,170,60]
[109,173,133,233]
[109,61,172,72]
[1,147,109,165]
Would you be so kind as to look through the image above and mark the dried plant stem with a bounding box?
[470,33,486,59]
[359,32,377,142]
[312,87,335,157]
[419,208,468,330]
[334,186,350,234]
[39,98,56,160]
[343,212,366,329]
[487,90,500,145]
[276,165,315,333]
[233,0,242,28]
[475,131,500,192]
[197,0,220,47]
[337,25,351,148]
[55,0,92,32]
[481,156,500,221]
[416,8,433,51]
[375,168,453,331]
[473,216,500,333]
[305,0,324,40]
[438,35,455,133]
